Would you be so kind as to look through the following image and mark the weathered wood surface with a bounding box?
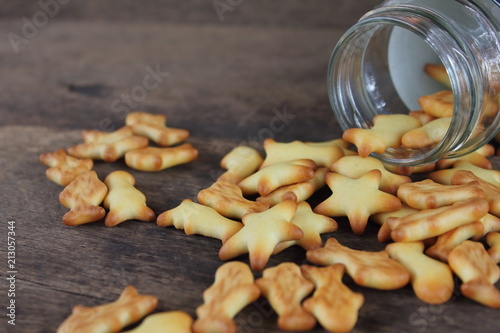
[1,1,499,332]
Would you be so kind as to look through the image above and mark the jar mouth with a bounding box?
[327,6,496,166]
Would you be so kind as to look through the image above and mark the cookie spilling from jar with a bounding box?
[342,64,500,159]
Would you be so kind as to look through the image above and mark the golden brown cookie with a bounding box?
[486,232,500,264]
[59,171,108,226]
[430,161,500,186]
[425,222,484,263]
[418,90,453,118]
[57,285,158,333]
[157,199,243,243]
[68,135,149,162]
[386,241,454,304]
[124,143,198,172]
[273,201,338,253]
[371,204,421,242]
[193,262,261,333]
[39,149,94,186]
[131,122,190,147]
[451,170,500,217]
[256,167,327,207]
[424,63,451,88]
[238,159,316,197]
[436,144,494,170]
[306,238,410,290]
[342,114,422,157]
[331,155,411,195]
[448,240,500,308]
[125,111,167,126]
[103,171,156,227]
[218,200,303,271]
[260,138,344,168]
[256,263,316,331]
[198,180,269,219]
[387,198,489,242]
[218,146,263,184]
[81,126,134,143]
[396,178,484,209]
[122,311,193,333]
[301,264,364,333]
[314,170,402,235]
[401,117,451,149]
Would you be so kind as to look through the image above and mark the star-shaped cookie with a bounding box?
[218,200,303,271]
[313,170,402,234]
[274,201,338,253]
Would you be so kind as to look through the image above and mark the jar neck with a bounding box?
[328,0,500,166]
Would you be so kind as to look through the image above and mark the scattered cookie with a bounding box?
[451,170,500,217]
[314,169,402,235]
[386,241,454,304]
[59,171,108,226]
[39,149,94,186]
[436,144,494,170]
[387,198,489,242]
[301,264,364,333]
[475,213,500,240]
[306,238,410,290]
[342,114,422,157]
[238,159,316,197]
[486,232,500,264]
[122,311,193,333]
[396,178,484,209]
[257,167,328,207]
[382,161,436,177]
[131,122,190,147]
[125,111,167,126]
[218,146,263,184]
[157,199,243,243]
[274,201,338,253]
[57,285,158,333]
[192,261,261,333]
[197,180,269,220]
[424,63,451,88]
[260,138,344,168]
[371,204,421,243]
[401,117,451,149]
[418,90,453,118]
[81,126,134,143]
[448,240,500,308]
[68,135,149,162]
[331,155,411,195]
[425,222,484,263]
[124,143,198,172]
[429,161,500,186]
[103,171,156,227]
[256,263,316,331]
[219,200,303,271]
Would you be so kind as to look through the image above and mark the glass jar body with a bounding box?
[328,0,500,166]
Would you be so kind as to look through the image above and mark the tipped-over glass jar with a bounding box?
[328,0,500,166]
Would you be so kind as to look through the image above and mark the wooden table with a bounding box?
[1,1,499,332]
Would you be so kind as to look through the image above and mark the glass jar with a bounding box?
[328,0,500,166]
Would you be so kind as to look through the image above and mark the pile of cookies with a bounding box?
[44,65,500,333]
[39,112,198,226]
